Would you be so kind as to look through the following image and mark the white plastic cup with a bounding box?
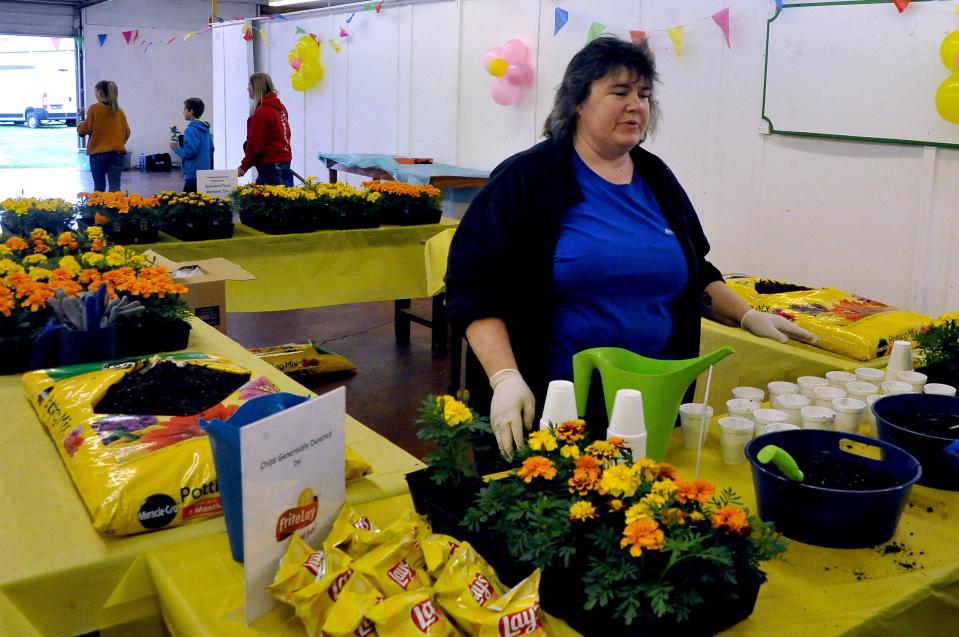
[777,393,811,426]
[767,381,799,409]
[855,367,886,386]
[924,383,957,397]
[832,397,866,434]
[679,402,714,450]
[863,394,881,436]
[731,386,765,403]
[801,405,836,430]
[885,340,913,380]
[881,380,914,396]
[797,376,829,399]
[717,416,754,465]
[846,381,879,404]
[751,408,789,436]
[825,370,857,389]
[726,398,759,419]
[762,422,800,434]
[896,370,927,394]
[540,380,578,429]
[813,385,846,408]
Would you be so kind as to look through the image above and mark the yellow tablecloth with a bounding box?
[139,426,959,637]
[132,220,457,312]
[0,318,423,637]
[698,320,886,412]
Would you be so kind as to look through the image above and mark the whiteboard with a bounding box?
[762,1,959,148]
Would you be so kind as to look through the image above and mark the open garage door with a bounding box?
[0,1,110,38]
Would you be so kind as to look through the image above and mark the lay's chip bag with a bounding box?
[327,503,383,556]
[292,545,358,636]
[365,590,460,636]
[433,542,510,636]
[318,571,383,637]
[483,570,546,637]
[268,534,326,605]
[421,533,462,577]
[354,533,432,595]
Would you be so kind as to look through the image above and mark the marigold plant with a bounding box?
[463,420,787,627]
[0,197,75,236]
[415,393,492,488]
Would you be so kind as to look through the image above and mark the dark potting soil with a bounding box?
[883,411,959,440]
[776,452,900,490]
[95,361,250,416]
[754,279,812,294]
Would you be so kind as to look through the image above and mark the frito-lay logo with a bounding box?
[469,573,494,605]
[354,618,375,636]
[275,488,318,541]
[498,604,542,637]
[387,558,415,589]
[303,551,325,577]
[328,568,353,601]
[409,599,440,631]
[353,515,374,531]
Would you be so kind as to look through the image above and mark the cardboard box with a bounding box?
[142,250,256,334]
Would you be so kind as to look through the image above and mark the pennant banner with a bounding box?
[98,33,107,47]
[892,0,910,13]
[712,8,731,48]
[74,36,84,48]
[667,26,684,60]
[554,8,569,36]
[345,11,356,23]
[586,22,605,43]
[51,37,61,51]
[121,31,132,44]
[295,26,306,34]
[629,30,646,45]
[375,1,383,13]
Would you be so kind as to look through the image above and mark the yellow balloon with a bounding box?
[487,57,508,77]
[935,75,959,123]
[941,30,959,72]
[291,73,311,92]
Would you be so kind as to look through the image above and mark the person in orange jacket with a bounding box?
[77,80,131,192]
[237,73,293,186]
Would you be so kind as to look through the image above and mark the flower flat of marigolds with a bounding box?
[462,419,787,627]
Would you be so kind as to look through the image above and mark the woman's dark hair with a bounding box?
[543,35,660,142]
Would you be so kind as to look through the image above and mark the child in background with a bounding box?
[78,80,131,192]
[170,97,214,193]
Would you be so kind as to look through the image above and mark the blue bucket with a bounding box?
[745,430,921,548]
[200,392,309,562]
[873,393,959,491]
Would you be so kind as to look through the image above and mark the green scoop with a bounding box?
[757,445,804,482]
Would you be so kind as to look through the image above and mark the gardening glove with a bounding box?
[741,309,819,345]
[489,368,535,460]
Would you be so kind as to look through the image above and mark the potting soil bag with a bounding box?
[268,534,327,605]
[364,590,459,637]
[21,354,370,536]
[726,277,933,361]
[314,571,383,637]
[248,340,356,376]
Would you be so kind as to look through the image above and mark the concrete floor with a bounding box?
[2,165,443,459]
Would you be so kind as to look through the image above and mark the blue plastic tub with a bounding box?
[873,393,959,491]
[745,430,921,548]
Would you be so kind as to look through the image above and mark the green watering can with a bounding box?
[572,345,734,461]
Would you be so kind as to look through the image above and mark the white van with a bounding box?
[0,51,78,127]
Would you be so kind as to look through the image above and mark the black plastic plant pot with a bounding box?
[163,218,235,242]
[116,319,191,358]
[58,325,117,366]
[0,336,34,375]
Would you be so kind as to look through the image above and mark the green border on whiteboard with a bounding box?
[761,0,959,149]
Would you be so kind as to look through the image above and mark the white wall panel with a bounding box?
[408,2,458,163]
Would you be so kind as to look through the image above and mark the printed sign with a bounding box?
[240,387,346,623]
[197,169,238,198]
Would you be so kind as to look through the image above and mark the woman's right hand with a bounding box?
[489,368,535,459]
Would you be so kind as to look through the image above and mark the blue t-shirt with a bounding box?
[548,152,689,381]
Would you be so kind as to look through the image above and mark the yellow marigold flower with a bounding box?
[517,456,557,483]
[599,464,640,498]
[0,245,10,257]
[620,519,664,557]
[0,259,24,276]
[651,479,678,498]
[555,419,586,443]
[641,491,667,509]
[560,444,580,459]
[689,511,705,522]
[528,430,558,452]
[568,501,598,522]
[632,458,660,482]
[58,256,81,275]
[608,499,624,512]
[82,252,104,266]
[28,267,52,281]
[624,502,653,524]
[22,253,47,266]
[442,397,473,426]
[710,505,751,538]
[584,440,619,461]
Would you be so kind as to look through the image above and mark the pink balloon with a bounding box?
[501,39,527,64]
[491,79,521,106]
[505,63,533,87]
[483,47,503,69]
[290,57,302,70]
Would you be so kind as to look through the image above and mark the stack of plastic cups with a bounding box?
[797,376,829,399]
[855,367,886,388]
[896,370,927,394]
[777,393,810,426]
[679,403,714,450]
[832,397,866,434]
[767,381,799,409]
[825,370,856,389]
[540,380,578,429]
[885,340,913,381]
[607,389,647,459]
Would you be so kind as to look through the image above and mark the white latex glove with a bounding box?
[489,368,535,460]
[741,309,819,345]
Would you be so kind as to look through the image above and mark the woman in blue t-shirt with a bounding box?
[446,36,817,459]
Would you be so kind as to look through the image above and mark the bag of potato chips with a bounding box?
[326,504,382,555]
[248,340,356,376]
[365,590,460,636]
[482,571,546,637]
[433,542,512,636]
[421,534,462,577]
[354,533,431,595]
[292,545,358,636]
[317,572,383,637]
[268,534,326,605]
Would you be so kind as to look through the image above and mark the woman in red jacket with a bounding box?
[237,73,293,186]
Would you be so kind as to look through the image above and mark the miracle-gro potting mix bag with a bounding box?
[726,277,934,361]
[22,354,371,536]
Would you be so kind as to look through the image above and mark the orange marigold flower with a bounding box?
[555,419,586,443]
[620,519,665,557]
[0,285,14,317]
[662,508,687,526]
[517,456,557,483]
[711,505,751,538]
[675,478,716,505]
[568,455,603,495]
[94,212,108,225]
[5,236,28,252]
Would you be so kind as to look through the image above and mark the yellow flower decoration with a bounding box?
[28,267,52,281]
[624,502,654,524]
[22,254,48,266]
[441,396,473,426]
[584,440,619,462]
[568,501,598,522]
[81,252,104,266]
[599,464,640,498]
[0,259,24,276]
[560,444,580,459]
[528,429,558,452]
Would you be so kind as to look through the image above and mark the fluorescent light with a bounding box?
[268,0,323,6]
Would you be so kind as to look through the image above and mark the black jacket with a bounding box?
[445,136,723,417]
